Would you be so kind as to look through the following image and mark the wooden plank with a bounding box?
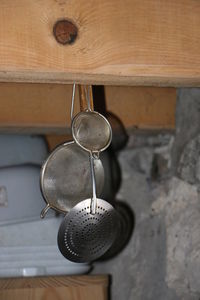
[0,286,107,300]
[0,83,78,134]
[46,134,72,150]
[0,275,108,290]
[0,276,108,300]
[0,83,176,134]
[0,1,199,86]
[105,86,176,129]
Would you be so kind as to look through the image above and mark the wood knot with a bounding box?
[53,19,78,45]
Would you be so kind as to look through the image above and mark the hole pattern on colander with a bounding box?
[58,199,119,262]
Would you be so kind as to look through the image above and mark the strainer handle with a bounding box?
[89,152,97,215]
[40,204,51,219]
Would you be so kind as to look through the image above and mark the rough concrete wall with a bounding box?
[93,89,200,300]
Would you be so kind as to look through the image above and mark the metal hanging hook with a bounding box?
[70,83,76,121]
[71,84,93,120]
[84,86,92,111]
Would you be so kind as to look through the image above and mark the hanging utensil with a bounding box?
[71,85,112,154]
[57,152,119,262]
[40,141,104,218]
[40,84,105,218]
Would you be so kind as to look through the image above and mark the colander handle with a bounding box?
[89,152,97,215]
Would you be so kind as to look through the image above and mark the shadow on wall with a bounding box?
[93,85,135,261]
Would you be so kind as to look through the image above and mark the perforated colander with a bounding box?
[57,153,119,262]
[57,198,119,262]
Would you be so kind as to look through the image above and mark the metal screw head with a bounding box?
[53,19,78,45]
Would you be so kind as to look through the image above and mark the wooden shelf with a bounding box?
[0,1,200,86]
[0,275,108,300]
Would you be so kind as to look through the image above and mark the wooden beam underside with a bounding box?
[0,83,176,133]
[0,1,200,86]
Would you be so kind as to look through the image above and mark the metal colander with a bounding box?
[57,153,119,262]
[57,198,119,262]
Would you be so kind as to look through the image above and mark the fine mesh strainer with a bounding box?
[71,85,112,154]
[40,141,104,218]
[57,153,119,262]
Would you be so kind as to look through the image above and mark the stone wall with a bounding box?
[93,89,200,300]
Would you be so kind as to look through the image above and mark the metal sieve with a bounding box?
[40,141,104,218]
[71,86,112,154]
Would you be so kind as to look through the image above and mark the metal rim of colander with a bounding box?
[57,198,119,263]
[71,110,112,153]
[40,141,104,215]
[40,141,76,214]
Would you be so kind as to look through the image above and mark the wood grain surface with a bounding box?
[0,286,107,300]
[0,83,176,134]
[0,1,199,86]
[0,276,108,300]
[0,275,108,289]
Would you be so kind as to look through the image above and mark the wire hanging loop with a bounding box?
[70,83,76,121]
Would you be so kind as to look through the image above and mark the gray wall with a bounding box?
[93,89,200,300]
